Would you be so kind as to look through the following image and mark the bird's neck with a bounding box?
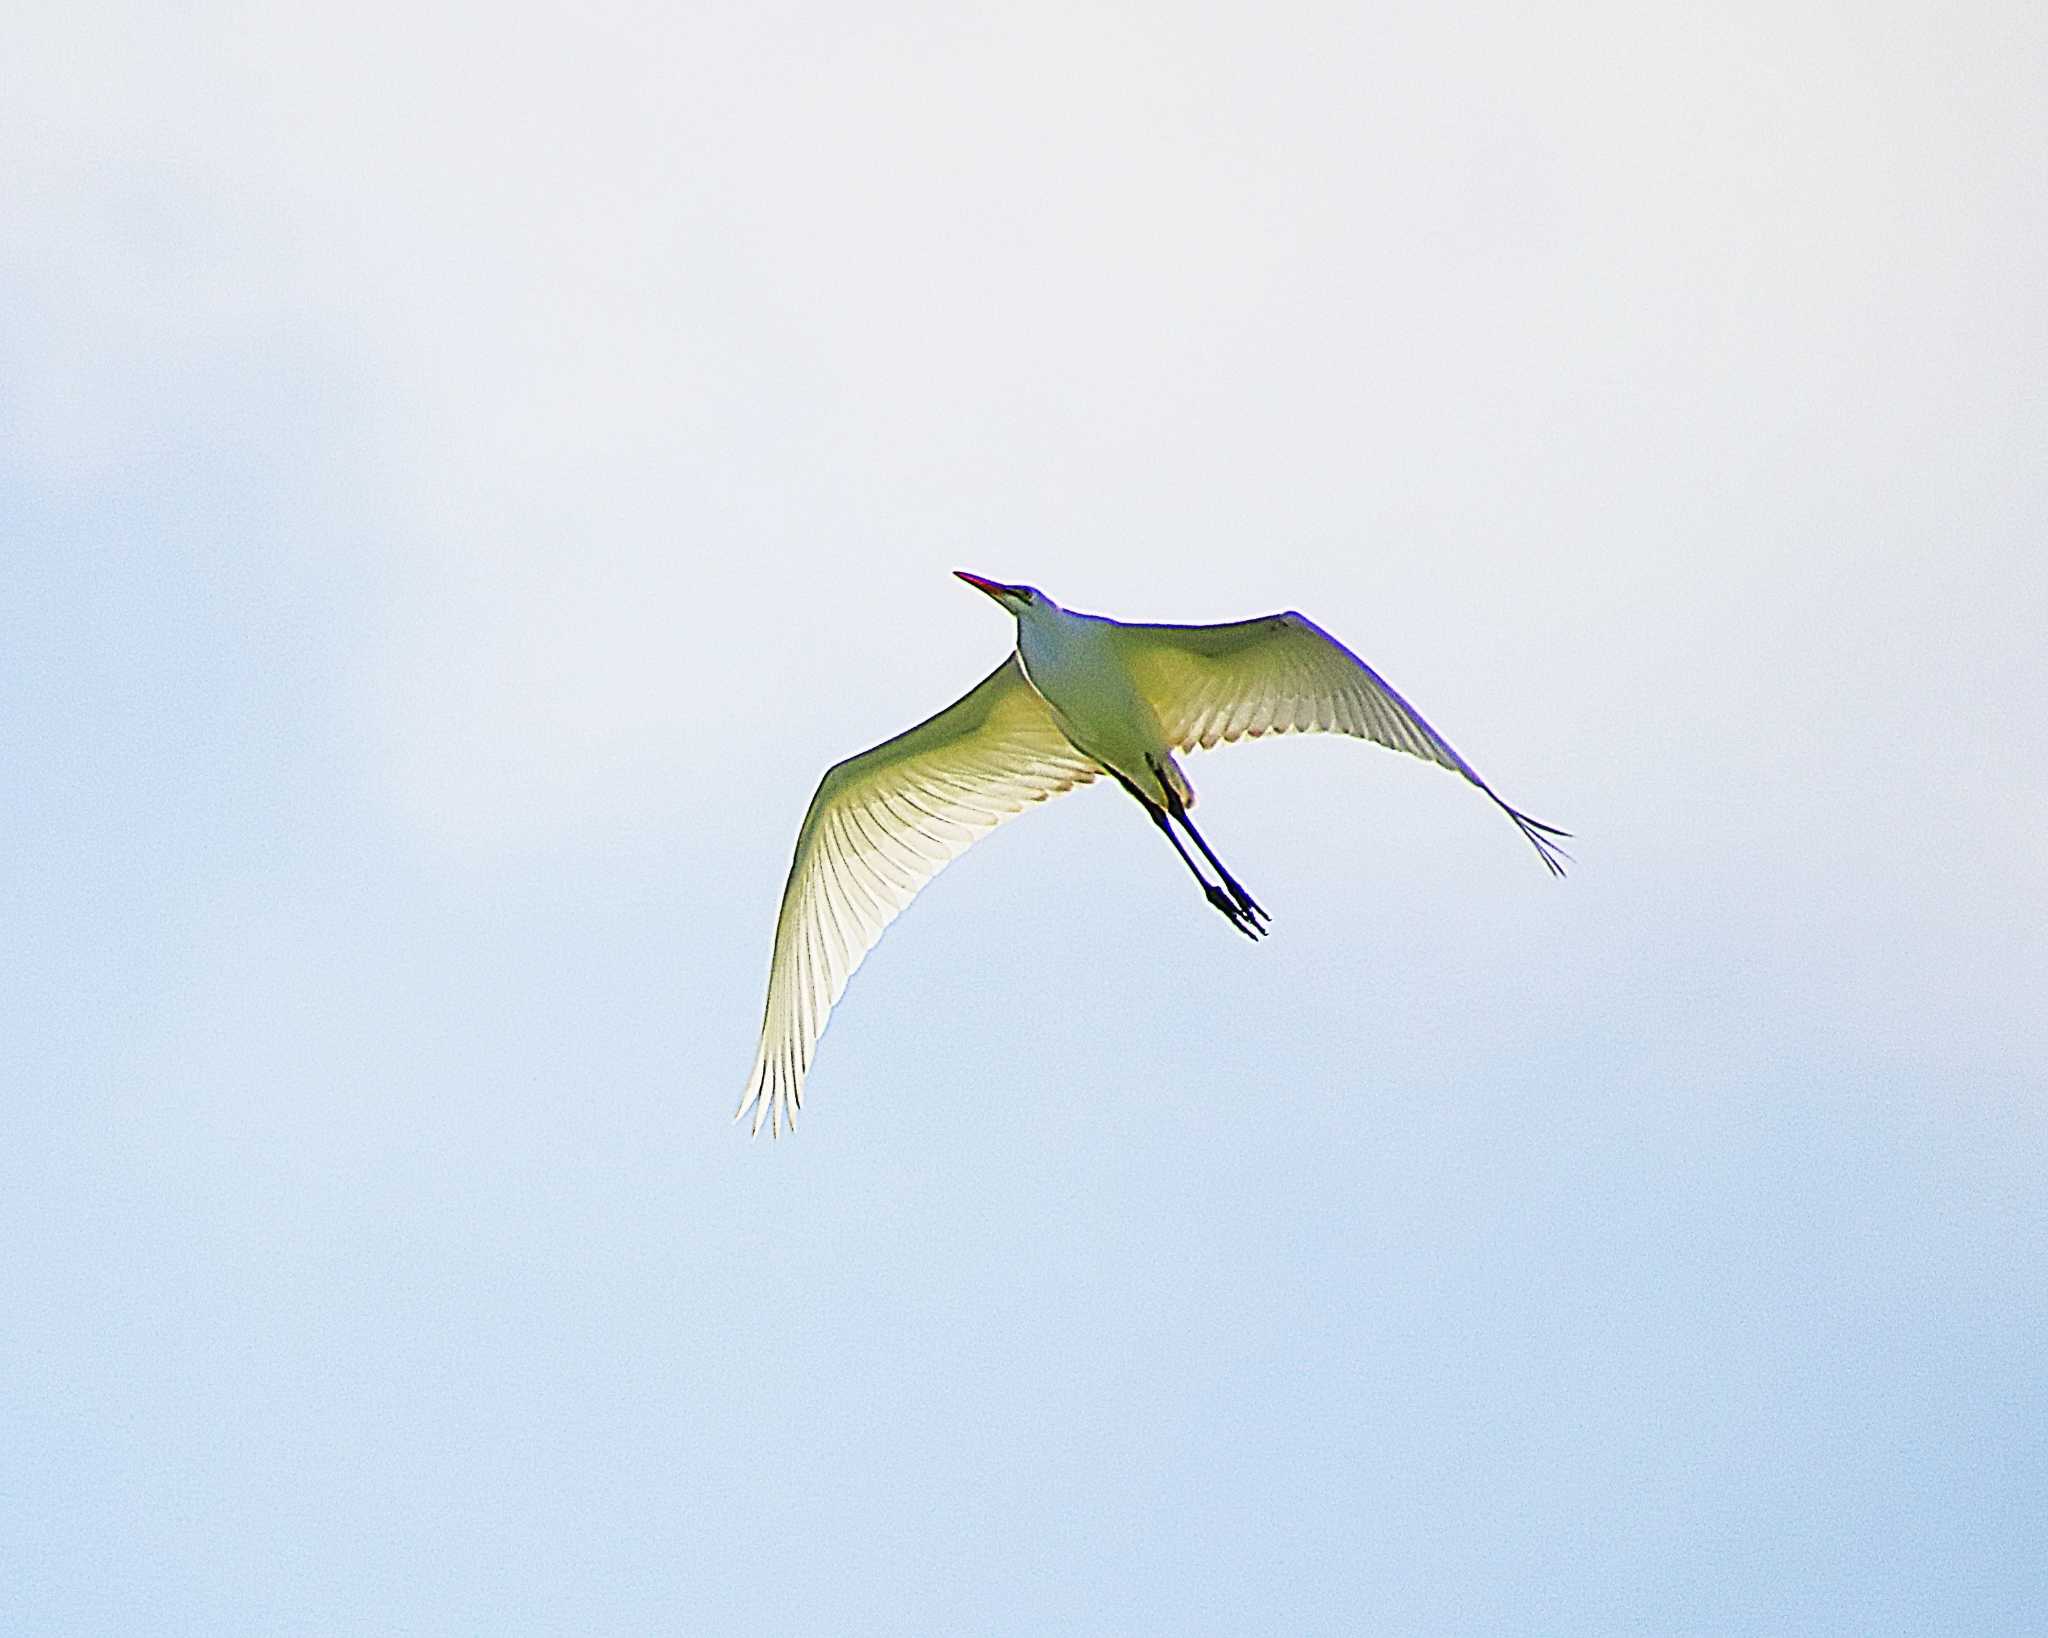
[1016,606,1114,695]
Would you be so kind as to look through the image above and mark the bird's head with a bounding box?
[955,571,1052,618]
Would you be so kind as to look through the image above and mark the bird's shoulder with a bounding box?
[811,653,1050,802]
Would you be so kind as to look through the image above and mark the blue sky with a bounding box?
[6,3,2044,1632]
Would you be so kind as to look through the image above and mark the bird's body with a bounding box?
[1016,604,1188,809]
[737,575,1567,1136]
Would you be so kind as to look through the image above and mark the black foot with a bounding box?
[1216,871,1269,929]
[1206,882,1265,940]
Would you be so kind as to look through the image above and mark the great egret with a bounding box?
[738,573,1567,1136]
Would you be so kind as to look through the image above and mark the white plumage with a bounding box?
[737,575,1567,1136]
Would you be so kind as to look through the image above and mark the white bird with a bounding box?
[737,574,1568,1136]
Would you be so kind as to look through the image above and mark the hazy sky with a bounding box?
[6,2,2044,1632]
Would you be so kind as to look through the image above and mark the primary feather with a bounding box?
[1111,612,1570,874]
[737,656,1098,1136]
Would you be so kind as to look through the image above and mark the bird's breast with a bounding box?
[1017,623,1173,791]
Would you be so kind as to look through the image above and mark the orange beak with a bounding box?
[954,570,1019,601]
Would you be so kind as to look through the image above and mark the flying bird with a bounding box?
[737,574,1568,1136]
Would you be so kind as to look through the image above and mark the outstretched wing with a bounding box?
[739,656,1100,1137]
[1110,612,1569,874]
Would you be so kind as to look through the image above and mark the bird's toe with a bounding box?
[1205,884,1264,940]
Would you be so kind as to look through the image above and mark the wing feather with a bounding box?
[1111,612,1569,875]
[738,655,1099,1136]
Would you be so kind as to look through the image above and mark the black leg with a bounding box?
[1152,762,1269,930]
[1177,812,1269,929]
[1149,805,1264,940]
[1111,771,1264,940]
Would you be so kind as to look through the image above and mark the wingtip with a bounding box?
[1519,816,1574,877]
[735,1082,798,1139]
[735,1078,771,1139]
